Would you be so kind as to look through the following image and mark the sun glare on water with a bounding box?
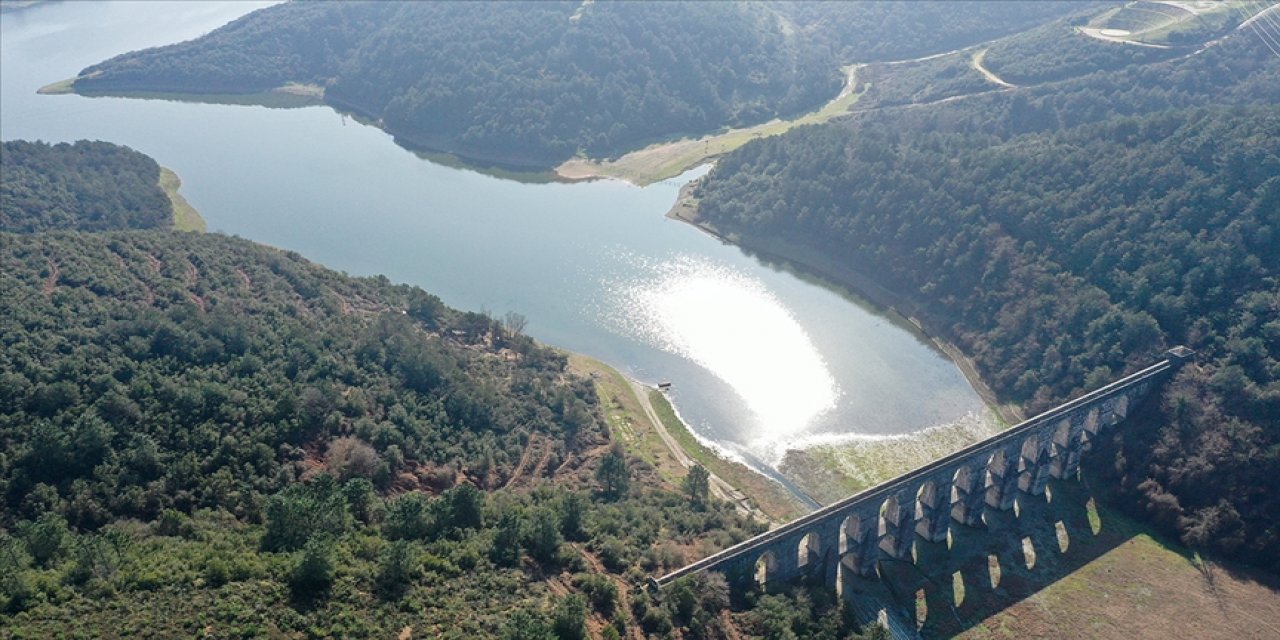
[609,254,840,454]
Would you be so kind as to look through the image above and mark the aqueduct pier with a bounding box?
[654,347,1194,591]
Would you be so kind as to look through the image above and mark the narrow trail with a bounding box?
[184,260,206,311]
[971,48,1016,88]
[503,434,539,489]
[42,259,59,296]
[572,543,645,640]
[528,438,554,482]
[234,268,251,290]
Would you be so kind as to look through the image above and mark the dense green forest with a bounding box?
[0,144,889,637]
[0,230,597,526]
[693,25,1280,571]
[72,1,836,167]
[70,1,1088,168]
[0,230,754,636]
[0,140,172,232]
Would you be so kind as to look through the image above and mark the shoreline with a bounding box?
[568,354,807,524]
[555,64,863,187]
[39,78,325,108]
[159,167,206,232]
[666,178,1024,427]
[664,180,1027,502]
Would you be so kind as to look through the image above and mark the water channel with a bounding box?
[1,1,994,496]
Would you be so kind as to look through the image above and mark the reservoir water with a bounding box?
[1,1,992,491]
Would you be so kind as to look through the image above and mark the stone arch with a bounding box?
[1099,398,1117,426]
[1052,417,1073,448]
[798,531,821,567]
[986,448,1019,510]
[1051,418,1071,469]
[840,515,863,555]
[841,514,879,576]
[1083,406,1101,436]
[951,463,986,527]
[1019,433,1052,495]
[879,494,900,537]
[1019,434,1041,469]
[755,550,777,588]
[952,464,979,495]
[878,493,914,558]
[915,477,951,542]
[911,481,942,519]
[985,448,1009,480]
[1113,394,1130,423]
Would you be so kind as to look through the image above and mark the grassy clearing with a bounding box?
[1081,0,1248,46]
[779,412,1004,505]
[954,493,1280,639]
[160,167,206,232]
[647,390,807,521]
[568,354,684,483]
[275,82,325,99]
[556,65,862,186]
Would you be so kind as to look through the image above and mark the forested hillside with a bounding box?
[780,0,1098,62]
[693,26,1280,571]
[69,1,1088,168]
[0,140,171,232]
[0,230,596,526]
[72,1,835,167]
[0,230,788,636]
[0,147,887,637]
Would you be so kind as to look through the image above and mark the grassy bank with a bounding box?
[646,389,807,521]
[45,77,325,109]
[159,167,206,232]
[35,78,75,95]
[556,65,862,186]
[568,354,806,522]
[779,413,1004,505]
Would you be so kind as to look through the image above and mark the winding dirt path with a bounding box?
[971,48,1016,88]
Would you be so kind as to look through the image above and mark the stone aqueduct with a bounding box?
[654,347,1194,592]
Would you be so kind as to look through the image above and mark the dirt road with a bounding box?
[626,378,776,524]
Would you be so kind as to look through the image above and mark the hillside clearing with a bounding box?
[556,65,861,186]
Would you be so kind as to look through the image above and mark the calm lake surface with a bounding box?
[1,1,992,494]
